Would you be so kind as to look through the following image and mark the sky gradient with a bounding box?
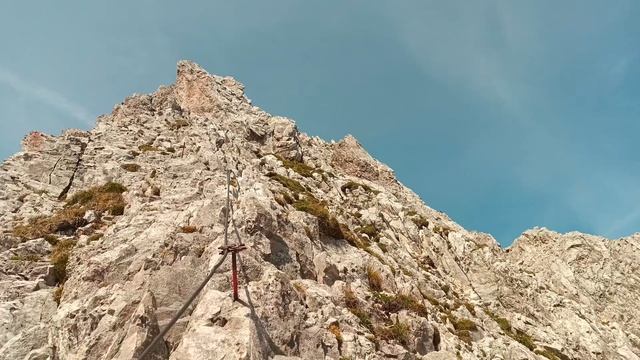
[1,1,639,245]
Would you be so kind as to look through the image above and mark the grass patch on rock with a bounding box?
[374,292,429,318]
[357,223,380,241]
[366,266,383,291]
[535,347,571,360]
[179,225,198,234]
[341,181,379,195]
[51,239,75,283]
[344,285,373,330]
[485,309,535,350]
[138,144,159,152]
[411,215,430,229]
[275,155,318,178]
[13,182,127,240]
[267,172,306,193]
[375,321,411,347]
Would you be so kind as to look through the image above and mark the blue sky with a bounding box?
[1,1,639,245]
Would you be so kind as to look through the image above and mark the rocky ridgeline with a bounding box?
[0,61,639,360]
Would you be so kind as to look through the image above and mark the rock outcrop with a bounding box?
[0,61,638,360]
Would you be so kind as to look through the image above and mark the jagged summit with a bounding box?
[1,62,639,360]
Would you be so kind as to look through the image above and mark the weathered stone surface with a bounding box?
[0,61,638,360]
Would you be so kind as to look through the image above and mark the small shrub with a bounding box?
[374,292,428,318]
[151,186,161,196]
[366,266,383,291]
[179,226,198,234]
[376,321,411,347]
[51,239,75,283]
[121,163,141,172]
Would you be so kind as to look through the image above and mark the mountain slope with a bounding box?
[0,61,638,360]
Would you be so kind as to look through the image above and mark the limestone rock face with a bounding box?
[0,61,638,360]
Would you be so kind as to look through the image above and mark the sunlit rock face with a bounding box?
[1,61,639,360]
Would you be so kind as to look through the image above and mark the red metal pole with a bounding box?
[231,252,239,301]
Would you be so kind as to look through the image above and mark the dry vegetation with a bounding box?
[13,182,127,240]
[341,181,379,195]
[328,323,344,351]
[51,239,75,283]
[179,225,199,234]
[275,155,319,178]
[375,321,411,347]
[485,309,536,351]
[366,266,383,291]
[138,144,159,152]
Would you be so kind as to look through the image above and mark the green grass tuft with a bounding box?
[267,172,307,193]
[276,155,318,177]
[375,321,411,347]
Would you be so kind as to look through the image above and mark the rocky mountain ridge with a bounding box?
[0,61,638,360]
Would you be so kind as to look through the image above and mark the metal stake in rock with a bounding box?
[219,244,247,301]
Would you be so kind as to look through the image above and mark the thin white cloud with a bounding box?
[0,66,93,125]
[380,2,532,122]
